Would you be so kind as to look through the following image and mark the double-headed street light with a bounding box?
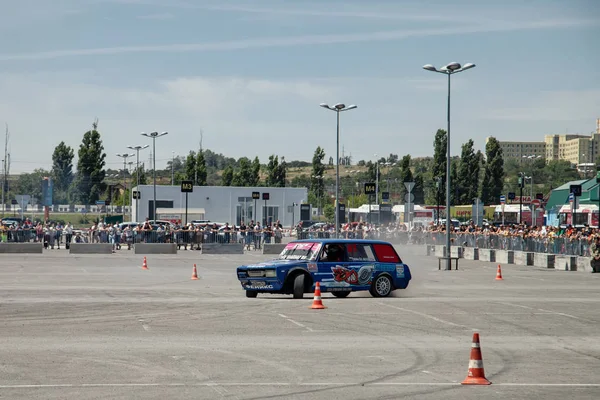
[127,144,149,222]
[320,103,357,238]
[116,153,135,221]
[141,131,168,222]
[423,61,475,271]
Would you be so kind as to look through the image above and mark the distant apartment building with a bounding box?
[488,139,546,161]
[488,119,600,166]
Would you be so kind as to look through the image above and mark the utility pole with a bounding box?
[518,172,524,224]
[2,124,9,218]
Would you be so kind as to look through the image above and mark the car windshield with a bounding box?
[278,242,321,261]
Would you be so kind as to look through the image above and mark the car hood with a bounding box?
[239,259,307,269]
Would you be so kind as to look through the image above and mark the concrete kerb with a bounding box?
[68,243,114,254]
[514,251,534,266]
[534,253,555,269]
[577,256,593,272]
[262,243,286,255]
[555,255,578,271]
[201,243,244,255]
[495,250,514,265]
[134,243,177,255]
[0,243,44,254]
[463,247,479,260]
[479,248,496,263]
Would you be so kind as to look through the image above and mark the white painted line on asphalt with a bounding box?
[278,313,314,332]
[496,302,596,323]
[138,319,150,331]
[377,302,477,331]
[2,382,600,389]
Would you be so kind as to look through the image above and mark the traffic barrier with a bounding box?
[495,264,503,280]
[495,250,514,264]
[534,253,555,269]
[68,243,113,254]
[450,246,463,259]
[514,251,534,266]
[577,256,593,272]
[134,243,177,254]
[262,243,286,255]
[0,243,43,254]
[479,249,496,263]
[463,247,479,260]
[310,282,326,309]
[434,245,446,258]
[201,243,244,255]
[555,255,577,271]
[461,332,491,385]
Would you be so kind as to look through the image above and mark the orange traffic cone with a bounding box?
[310,282,327,310]
[495,264,503,280]
[142,256,149,270]
[191,264,199,280]
[461,332,491,385]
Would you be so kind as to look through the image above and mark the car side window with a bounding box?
[372,244,402,263]
[320,244,347,262]
[347,244,376,261]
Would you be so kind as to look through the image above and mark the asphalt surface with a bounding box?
[1,245,599,400]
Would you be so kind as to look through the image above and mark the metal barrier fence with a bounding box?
[424,232,592,257]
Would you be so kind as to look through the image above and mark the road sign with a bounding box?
[381,192,390,201]
[531,199,541,207]
[262,193,270,200]
[404,182,415,193]
[569,193,574,203]
[252,191,260,199]
[570,184,582,197]
[180,180,193,193]
[405,193,414,202]
[132,191,141,200]
[500,195,506,204]
[96,200,106,206]
[508,192,516,200]
[15,195,31,205]
[364,182,376,195]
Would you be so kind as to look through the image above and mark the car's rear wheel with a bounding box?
[246,291,258,298]
[332,291,351,298]
[293,274,305,299]
[371,275,393,298]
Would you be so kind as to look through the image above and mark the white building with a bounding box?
[131,185,308,227]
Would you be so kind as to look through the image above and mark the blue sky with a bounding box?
[1,0,599,173]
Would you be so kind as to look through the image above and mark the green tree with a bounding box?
[398,155,414,201]
[250,156,261,186]
[232,157,253,186]
[221,165,234,186]
[432,129,448,204]
[310,147,326,204]
[74,123,106,205]
[185,151,196,182]
[266,155,280,187]
[457,139,480,204]
[14,169,50,202]
[51,141,74,203]
[131,165,147,187]
[481,137,505,204]
[450,159,459,205]
[195,150,207,186]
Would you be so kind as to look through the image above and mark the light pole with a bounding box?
[116,153,134,221]
[423,61,475,270]
[141,132,168,221]
[127,144,149,222]
[320,102,357,238]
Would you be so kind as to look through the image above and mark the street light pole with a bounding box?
[423,61,475,270]
[116,153,134,221]
[141,131,168,221]
[320,102,357,238]
[127,144,149,222]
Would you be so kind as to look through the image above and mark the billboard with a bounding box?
[42,177,53,206]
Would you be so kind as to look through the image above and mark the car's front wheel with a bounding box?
[246,291,258,298]
[332,291,351,298]
[293,274,305,299]
[370,275,393,298]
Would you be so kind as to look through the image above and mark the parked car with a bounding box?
[236,239,412,299]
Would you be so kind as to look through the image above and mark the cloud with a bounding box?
[136,13,174,20]
[0,18,595,61]
[484,89,600,123]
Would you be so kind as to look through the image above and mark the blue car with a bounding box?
[236,239,412,299]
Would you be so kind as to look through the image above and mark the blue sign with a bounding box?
[96,200,106,206]
[499,195,506,204]
[41,177,53,206]
[569,193,574,203]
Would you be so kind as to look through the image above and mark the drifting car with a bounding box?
[236,239,411,299]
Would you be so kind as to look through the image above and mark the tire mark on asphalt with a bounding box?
[377,302,477,331]
[496,302,597,323]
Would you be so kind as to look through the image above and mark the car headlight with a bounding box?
[265,269,277,278]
